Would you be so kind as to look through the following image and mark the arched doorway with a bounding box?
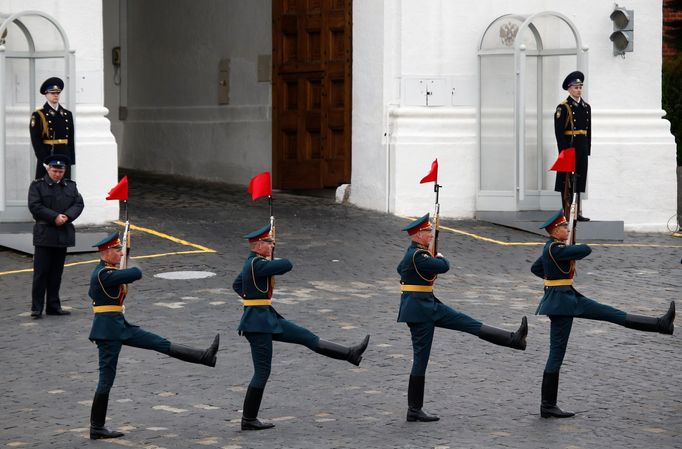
[477,12,587,212]
[0,10,75,222]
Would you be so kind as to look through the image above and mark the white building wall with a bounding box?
[352,0,676,232]
[118,0,272,185]
[0,0,118,224]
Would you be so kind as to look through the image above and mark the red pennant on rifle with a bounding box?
[248,171,272,201]
[420,159,438,184]
[549,148,576,173]
[106,176,129,201]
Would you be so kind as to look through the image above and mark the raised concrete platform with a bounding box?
[0,223,108,255]
[476,210,624,241]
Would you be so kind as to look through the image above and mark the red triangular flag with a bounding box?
[106,176,128,200]
[420,159,438,184]
[549,148,576,173]
[248,171,272,201]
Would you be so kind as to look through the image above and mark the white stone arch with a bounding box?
[0,10,75,220]
[477,11,588,212]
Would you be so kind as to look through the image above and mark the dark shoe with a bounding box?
[46,309,71,316]
[406,375,439,422]
[478,317,527,350]
[658,301,675,335]
[241,417,275,431]
[406,407,440,422]
[90,426,124,440]
[168,334,220,367]
[90,393,124,439]
[540,371,574,418]
[511,316,528,350]
[242,386,273,430]
[540,404,575,418]
[30,311,42,319]
[314,334,370,366]
[577,215,590,222]
[624,301,675,334]
[347,334,370,366]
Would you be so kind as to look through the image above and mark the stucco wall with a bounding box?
[117,0,272,184]
[0,0,118,224]
[351,0,676,231]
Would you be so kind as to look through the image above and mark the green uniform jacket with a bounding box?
[397,242,450,323]
[232,252,292,333]
[88,261,142,341]
[531,239,592,316]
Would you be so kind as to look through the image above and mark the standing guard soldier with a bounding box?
[28,155,83,318]
[398,214,528,422]
[531,210,675,418]
[554,71,590,221]
[233,224,370,431]
[88,233,220,440]
[30,77,75,179]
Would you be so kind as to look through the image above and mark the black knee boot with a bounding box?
[168,334,220,367]
[478,316,527,350]
[406,375,439,422]
[314,334,370,366]
[241,386,275,430]
[623,301,675,335]
[90,393,124,439]
[540,371,575,418]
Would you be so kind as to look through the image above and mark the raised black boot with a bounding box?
[406,375,439,422]
[90,393,124,440]
[478,316,527,350]
[168,334,219,367]
[314,335,370,366]
[540,371,575,418]
[241,387,275,431]
[624,301,675,335]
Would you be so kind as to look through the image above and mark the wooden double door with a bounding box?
[272,0,352,189]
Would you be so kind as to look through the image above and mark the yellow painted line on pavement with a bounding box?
[116,221,216,252]
[0,223,216,277]
[401,216,682,248]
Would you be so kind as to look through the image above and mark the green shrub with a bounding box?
[662,55,682,166]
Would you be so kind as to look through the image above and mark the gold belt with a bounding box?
[93,305,124,313]
[563,130,587,136]
[42,139,69,144]
[400,284,433,292]
[544,279,573,286]
[242,299,272,306]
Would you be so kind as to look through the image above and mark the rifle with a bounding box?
[119,200,131,269]
[428,183,441,256]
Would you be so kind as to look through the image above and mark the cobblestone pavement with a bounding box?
[1,173,681,449]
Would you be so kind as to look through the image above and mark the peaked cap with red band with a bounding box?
[540,209,568,233]
[402,213,433,236]
[93,232,123,251]
[244,223,274,243]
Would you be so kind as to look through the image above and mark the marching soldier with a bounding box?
[531,210,675,418]
[28,155,83,318]
[554,71,590,221]
[398,214,527,422]
[88,233,220,440]
[30,77,75,179]
[233,224,370,431]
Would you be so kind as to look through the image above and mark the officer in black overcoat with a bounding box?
[554,71,590,221]
[531,210,676,418]
[27,155,83,318]
[397,214,528,422]
[88,233,220,440]
[233,223,370,431]
[30,77,75,179]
